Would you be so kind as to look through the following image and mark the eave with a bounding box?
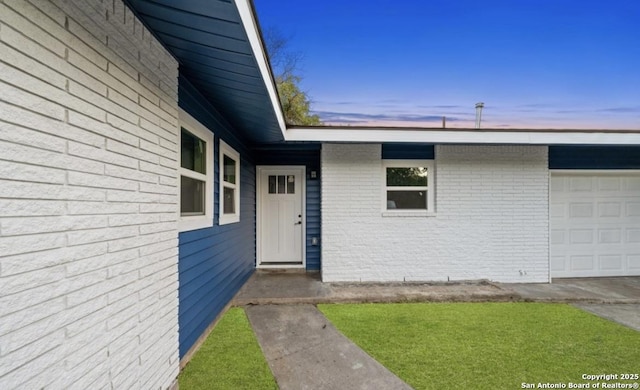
[126,0,286,144]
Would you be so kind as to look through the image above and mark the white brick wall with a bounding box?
[321,144,550,283]
[0,1,179,389]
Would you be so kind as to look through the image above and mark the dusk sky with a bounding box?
[254,0,640,129]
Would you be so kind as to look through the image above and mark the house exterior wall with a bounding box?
[0,1,179,389]
[177,76,256,359]
[321,144,549,283]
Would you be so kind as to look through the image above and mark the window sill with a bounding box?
[382,211,436,218]
[179,216,214,232]
[219,215,240,225]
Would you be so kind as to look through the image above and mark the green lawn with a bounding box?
[319,303,640,390]
[178,308,277,390]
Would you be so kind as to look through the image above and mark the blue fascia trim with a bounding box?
[382,143,435,159]
[549,146,640,169]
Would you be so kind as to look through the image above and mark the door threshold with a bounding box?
[257,268,307,274]
[262,262,303,265]
[259,262,304,267]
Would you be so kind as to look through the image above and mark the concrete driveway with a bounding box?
[505,277,640,331]
[573,303,640,331]
[505,276,640,303]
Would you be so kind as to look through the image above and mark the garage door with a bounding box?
[550,172,640,277]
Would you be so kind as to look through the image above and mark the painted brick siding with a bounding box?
[321,144,549,283]
[0,1,179,389]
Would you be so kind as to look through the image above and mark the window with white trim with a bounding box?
[219,140,240,225]
[383,160,434,213]
[179,109,214,232]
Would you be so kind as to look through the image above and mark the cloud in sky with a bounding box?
[485,104,640,129]
[313,99,478,126]
[312,102,640,129]
[312,110,463,126]
[597,106,640,114]
[312,100,639,129]
[416,104,466,109]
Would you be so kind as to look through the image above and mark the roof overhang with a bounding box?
[126,0,286,143]
[285,126,640,145]
[128,0,640,147]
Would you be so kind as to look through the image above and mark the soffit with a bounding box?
[127,0,284,143]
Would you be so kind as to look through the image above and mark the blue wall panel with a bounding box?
[253,145,321,271]
[178,76,256,358]
[549,146,640,169]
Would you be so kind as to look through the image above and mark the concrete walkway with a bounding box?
[245,304,411,390]
[235,273,640,305]
[233,272,516,306]
[234,273,640,389]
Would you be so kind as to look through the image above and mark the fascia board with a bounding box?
[284,127,640,145]
[235,0,287,138]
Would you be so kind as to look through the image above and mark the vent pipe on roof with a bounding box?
[475,102,484,129]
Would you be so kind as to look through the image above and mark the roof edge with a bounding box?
[234,0,287,138]
[284,126,640,145]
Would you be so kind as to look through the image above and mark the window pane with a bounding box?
[181,176,205,215]
[287,175,295,194]
[181,128,206,174]
[277,175,286,194]
[268,175,276,194]
[387,190,427,210]
[386,167,428,187]
[223,186,235,214]
[223,155,236,184]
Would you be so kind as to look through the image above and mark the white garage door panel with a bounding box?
[550,173,640,278]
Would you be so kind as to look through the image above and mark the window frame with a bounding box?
[219,139,240,225]
[178,109,214,232]
[382,159,435,216]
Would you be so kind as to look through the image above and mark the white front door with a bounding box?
[257,166,305,267]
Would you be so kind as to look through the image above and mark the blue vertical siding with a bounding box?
[178,76,256,358]
[549,146,640,169]
[254,145,321,271]
[305,174,321,271]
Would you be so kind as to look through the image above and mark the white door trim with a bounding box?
[256,165,306,269]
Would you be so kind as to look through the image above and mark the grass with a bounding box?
[319,303,640,390]
[178,308,277,390]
